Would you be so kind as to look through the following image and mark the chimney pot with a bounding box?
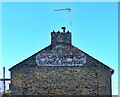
[61,27,66,32]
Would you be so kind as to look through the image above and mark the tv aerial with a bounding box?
[54,7,72,32]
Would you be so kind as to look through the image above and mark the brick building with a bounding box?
[9,27,114,95]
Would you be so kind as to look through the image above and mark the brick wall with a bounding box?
[10,44,112,95]
[51,32,71,45]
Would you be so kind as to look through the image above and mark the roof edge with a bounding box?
[9,44,114,75]
[9,44,52,71]
[71,45,114,74]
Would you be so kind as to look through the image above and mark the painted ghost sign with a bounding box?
[36,44,86,66]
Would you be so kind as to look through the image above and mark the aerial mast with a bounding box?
[54,7,72,32]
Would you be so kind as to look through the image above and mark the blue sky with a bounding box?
[1,2,118,95]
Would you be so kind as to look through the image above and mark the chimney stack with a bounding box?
[61,27,66,32]
[51,27,71,45]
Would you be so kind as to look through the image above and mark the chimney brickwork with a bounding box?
[51,27,71,45]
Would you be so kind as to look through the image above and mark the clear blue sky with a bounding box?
[1,2,118,95]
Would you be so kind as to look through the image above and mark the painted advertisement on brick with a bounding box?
[36,44,86,66]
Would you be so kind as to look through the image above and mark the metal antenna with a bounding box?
[54,7,72,32]
[3,67,5,93]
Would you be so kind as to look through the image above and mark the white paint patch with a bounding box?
[55,44,63,49]
[51,44,65,53]
[35,45,87,67]
[40,58,46,61]
[67,58,72,61]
